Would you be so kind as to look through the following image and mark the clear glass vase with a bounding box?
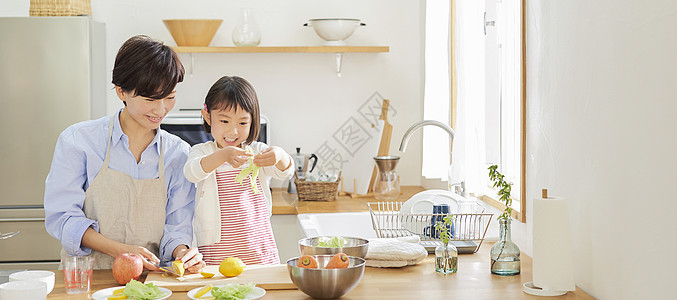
[490,218,521,275]
[435,242,458,274]
[232,8,261,47]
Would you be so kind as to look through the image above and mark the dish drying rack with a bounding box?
[367,201,494,253]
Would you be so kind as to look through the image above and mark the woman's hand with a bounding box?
[253,146,292,171]
[218,146,252,168]
[174,246,206,274]
[122,245,161,271]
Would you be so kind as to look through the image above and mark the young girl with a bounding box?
[44,35,204,272]
[184,76,293,265]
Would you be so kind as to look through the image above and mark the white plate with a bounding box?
[399,189,459,235]
[91,286,172,300]
[400,189,459,214]
[187,285,266,300]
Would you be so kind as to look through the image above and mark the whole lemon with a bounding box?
[219,257,246,277]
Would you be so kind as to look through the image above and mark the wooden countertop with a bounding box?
[271,186,426,215]
[46,243,593,299]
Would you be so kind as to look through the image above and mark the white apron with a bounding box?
[60,116,167,269]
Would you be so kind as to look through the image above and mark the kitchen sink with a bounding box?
[297,212,377,239]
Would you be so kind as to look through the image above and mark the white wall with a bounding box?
[1,0,426,187]
[527,0,677,298]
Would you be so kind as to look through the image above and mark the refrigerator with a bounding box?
[0,17,106,273]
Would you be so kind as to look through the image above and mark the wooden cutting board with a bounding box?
[144,264,296,292]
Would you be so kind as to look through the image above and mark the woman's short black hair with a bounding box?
[112,35,184,99]
[203,76,260,145]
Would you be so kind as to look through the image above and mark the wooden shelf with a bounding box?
[171,46,389,53]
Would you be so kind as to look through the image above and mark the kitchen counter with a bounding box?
[46,242,593,299]
[271,186,426,215]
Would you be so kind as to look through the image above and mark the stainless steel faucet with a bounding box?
[399,120,461,194]
[398,120,455,153]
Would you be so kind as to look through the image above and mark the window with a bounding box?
[423,0,525,221]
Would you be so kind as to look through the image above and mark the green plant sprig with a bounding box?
[435,214,454,244]
[488,165,513,220]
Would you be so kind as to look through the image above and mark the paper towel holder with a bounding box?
[523,188,574,296]
[523,281,568,296]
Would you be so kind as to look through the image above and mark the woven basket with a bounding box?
[295,172,341,201]
[30,0,91,16]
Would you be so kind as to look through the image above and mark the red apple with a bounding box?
[112,253,144,285]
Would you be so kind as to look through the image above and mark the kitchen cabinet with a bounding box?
[171,46,390,76]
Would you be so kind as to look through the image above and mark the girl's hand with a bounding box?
[253,146,292,171]
[122,245,161,271]
[174,247,206,274]
[218,146,252,168]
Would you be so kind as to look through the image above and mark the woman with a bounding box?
[44,35,204,272]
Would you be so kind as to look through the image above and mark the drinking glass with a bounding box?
[62,255,93,294]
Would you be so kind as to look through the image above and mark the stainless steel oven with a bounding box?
[162,109,269,145]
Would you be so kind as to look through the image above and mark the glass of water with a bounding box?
[62,255,93,294]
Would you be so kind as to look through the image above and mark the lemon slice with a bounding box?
[172,260,185,277]
[112,288,125,295]
[200,271,215,278]
[194,285,213,298]
[107,295,127,300]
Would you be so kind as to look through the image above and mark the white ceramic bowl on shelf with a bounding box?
[303,18,365,46]
[9,270,55,294]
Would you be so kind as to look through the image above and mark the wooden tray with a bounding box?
[144,264,296,292]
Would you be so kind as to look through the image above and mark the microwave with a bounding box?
[162,109,269,146]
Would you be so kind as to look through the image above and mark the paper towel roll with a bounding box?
[532,196,575,292]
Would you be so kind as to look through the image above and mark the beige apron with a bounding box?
[60,116,167,269]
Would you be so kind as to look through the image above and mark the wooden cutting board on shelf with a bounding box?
[144,264,296,292]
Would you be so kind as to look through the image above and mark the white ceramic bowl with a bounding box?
[304,18,365,46]
[0,280,48,299]
[9,270,55,294]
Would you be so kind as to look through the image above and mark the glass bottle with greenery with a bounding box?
[434,214,458,274]
[488,165,520,276]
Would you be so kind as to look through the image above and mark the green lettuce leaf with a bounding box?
[211,283,255,300]
[317,236,346,248]
[234,145,261,194]
[123,279,166,300]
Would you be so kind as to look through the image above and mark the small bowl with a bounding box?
[0,280,48,299]
[303,18,366,46]
[287,255,366,299]
[298,236,369,258]
[9,270,55,294]
[163,19,223,46]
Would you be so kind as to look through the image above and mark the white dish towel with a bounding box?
[365,236,428,268]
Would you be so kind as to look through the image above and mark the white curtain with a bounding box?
[423,0,488,194]
[422,0,451,179]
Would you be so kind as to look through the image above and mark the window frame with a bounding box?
[475,0,526,223]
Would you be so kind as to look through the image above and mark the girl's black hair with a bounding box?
[203,76,260,145]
